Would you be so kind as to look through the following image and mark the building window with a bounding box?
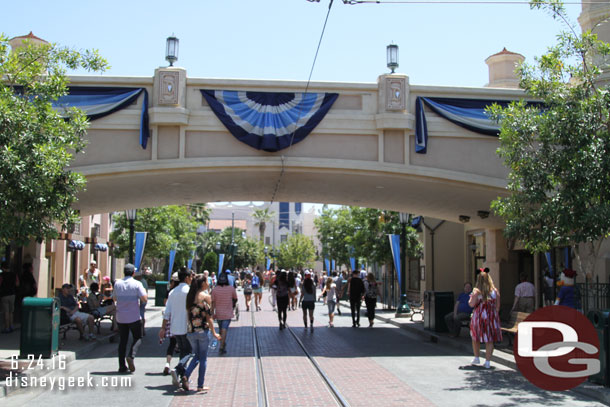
[280,235,287,243]
[265,236,270,245]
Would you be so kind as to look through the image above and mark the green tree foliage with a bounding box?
[252,207,274,242]
[314,206,421,269]
[489,1,610,277]
[277,233,316,271]
[200,251,218,274]
[110,206,198,272]
[0,35,107,245]
[213,227,263,271]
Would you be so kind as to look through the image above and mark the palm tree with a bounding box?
[252,208,274,243]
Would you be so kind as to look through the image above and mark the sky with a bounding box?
[2,0,582,87]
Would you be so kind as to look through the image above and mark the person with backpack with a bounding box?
[363,273,380,328]
[252,271,263,311]
[300,271,317,331]
[243,274,253,311]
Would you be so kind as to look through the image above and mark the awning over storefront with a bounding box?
[68,240,85,251]
[94,243,108,252]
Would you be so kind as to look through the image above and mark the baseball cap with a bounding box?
[103,276,110,282]
[90,260,97,265]
[171,272,179,281]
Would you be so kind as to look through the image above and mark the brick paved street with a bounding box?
[5,289,606,407]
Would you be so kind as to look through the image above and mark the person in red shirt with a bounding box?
[211,272,237,354]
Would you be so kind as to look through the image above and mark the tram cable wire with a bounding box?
[342,0,599,5]
[269,0,335,206]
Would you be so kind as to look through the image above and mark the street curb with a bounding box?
[0,307,163,399]
[362,304,610,406]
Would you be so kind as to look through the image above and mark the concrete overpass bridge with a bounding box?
[70,69,525,231]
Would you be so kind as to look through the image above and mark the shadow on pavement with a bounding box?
[446,368,596,406]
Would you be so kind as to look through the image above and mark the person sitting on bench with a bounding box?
[59,283,96,340]
[444,282,473,337]
[88,282,117,330]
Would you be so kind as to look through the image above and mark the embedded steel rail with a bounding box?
[250,310,350,407]
[285,324,351,407]
[251,310,269,407]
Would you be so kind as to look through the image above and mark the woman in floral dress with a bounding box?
[468,270,502,369]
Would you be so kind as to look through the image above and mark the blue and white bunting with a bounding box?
[52,87,150,149]
[201,90,338,152]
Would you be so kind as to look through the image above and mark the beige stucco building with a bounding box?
[6,2,610,314]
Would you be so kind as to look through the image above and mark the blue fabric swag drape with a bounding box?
[201,90,338,152]
[53,87,150,149]
[414,97,540,154]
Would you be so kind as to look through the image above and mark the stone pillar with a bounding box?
[483,229,509,292]
[152,67,187,109]
[579,2,610,85]
[377,74,409,114]
[484,48,524,89]
[8,32,49,52]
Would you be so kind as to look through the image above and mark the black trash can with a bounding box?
[588,309,610,386]
[424,291,455,332]
[155,281,169,306]
[20,297,60,358]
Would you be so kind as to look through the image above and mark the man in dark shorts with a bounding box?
[347,270,365,327]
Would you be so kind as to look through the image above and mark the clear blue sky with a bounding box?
[2,1,581,87]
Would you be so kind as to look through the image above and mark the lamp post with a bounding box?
[387,43,399,73]
[125,209,137,265]
[396,212,411,317]
[264,246,268,271]
[230,211,236,272]
[165,35,179,66]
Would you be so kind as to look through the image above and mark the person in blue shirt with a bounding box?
[555,268,577,309]
[225,269,236,288]
[444,282,474,337]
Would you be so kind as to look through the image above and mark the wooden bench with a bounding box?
[501,311,530,345]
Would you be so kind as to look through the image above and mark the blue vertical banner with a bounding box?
[266,258,271,271]
[187,250,195,270]
[545,252,554,277]
[388,234,402,288]
[564,247,570,269]
[349,257,356,271]
[167,249,176,281]
[331,260,336,273]
[218,254,225,276]
[324,258,330,275]
[134,232,147,271]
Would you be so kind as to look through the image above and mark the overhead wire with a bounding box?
[343,0,597,4]
[269,0,335,206]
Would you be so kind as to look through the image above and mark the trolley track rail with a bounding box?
[250,309,350,407]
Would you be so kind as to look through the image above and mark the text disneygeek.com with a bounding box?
[5,372,132,391]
